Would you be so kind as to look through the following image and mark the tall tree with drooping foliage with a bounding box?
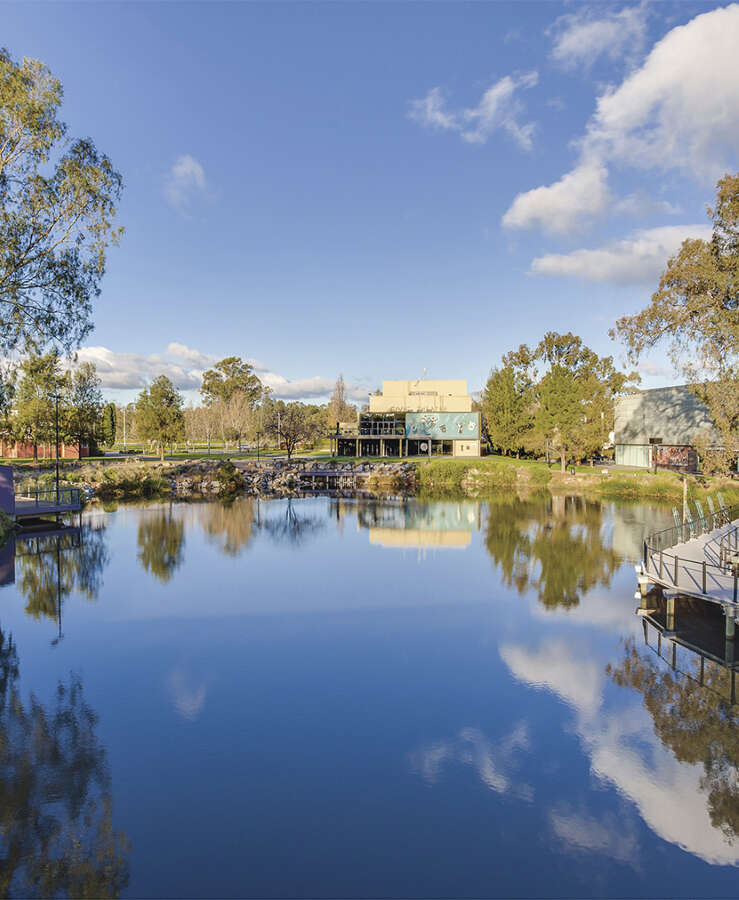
[0,48,123,353]
[135,376,185,461]
[613,173,739,467]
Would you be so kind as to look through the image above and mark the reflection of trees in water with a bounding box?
[17,522,110,623]
[608,640,739,842]
[484,495,619,608]
[0,628,129,897]
[260,499,325,547]
[137,507,185,583]
[199,499,256,556]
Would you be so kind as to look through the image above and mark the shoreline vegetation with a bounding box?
[7,455,739,508]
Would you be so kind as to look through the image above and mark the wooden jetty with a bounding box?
[637,500,739,640]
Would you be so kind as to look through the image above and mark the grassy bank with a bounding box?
[416,456,739,505]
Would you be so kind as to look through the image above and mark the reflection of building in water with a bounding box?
[638,594,737,703]
[358,500,480,549]
[610,503,673,561]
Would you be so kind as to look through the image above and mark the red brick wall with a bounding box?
[0,441,88,459]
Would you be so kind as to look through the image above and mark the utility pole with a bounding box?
[277,410,281,455]
[123,405,127,452]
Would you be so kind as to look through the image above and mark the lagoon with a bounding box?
[0,495,737,898]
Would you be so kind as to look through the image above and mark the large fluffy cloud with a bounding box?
[73,343,369,402]
[409,71,539,150]
[504,4,739,234]
[530,223,712,284]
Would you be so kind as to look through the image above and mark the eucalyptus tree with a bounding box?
[0,49,123,353]
[613,173,739,469]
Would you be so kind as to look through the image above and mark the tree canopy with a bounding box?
[0,49,123,353]
[200,356,263,407]
[494,332,636,470]
[613,173,739,462]
[135,375,185,460]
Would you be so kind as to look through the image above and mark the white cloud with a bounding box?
[75,345,209,391]
[548,5,648,71]
[167,667,207,721]
[530,223,712,284]
[502,157,611,235]
[409,72,539,150]
[165,154,207,212]
[409,723,533,801]
[550,808,640,864]
[72,343,369,403]
[504,5,739,234]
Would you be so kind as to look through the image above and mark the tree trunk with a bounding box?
[160,441,164,462]
[560,451,566,473]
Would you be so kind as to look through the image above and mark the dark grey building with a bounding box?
[614,385,720,470]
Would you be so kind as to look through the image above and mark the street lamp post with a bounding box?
[53,393,60,506]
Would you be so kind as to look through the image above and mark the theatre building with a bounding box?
[329,379,481,458]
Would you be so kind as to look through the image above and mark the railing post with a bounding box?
[659,550,663,580]
[674,554,678,585]
[735,573,738,605]
[702,560,707,594]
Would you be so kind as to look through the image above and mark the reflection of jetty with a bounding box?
[637,501,738,641]
[639,597,736,704]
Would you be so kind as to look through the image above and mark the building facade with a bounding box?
[614,385,720,471]
[330,379,481,458]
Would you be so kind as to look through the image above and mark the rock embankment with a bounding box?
[172,459,417,498]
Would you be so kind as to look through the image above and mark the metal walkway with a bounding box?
[638,502,739,639]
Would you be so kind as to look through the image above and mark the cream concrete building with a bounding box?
[329,379,481,458]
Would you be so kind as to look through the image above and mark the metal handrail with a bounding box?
[719,526,739,571]
[646,503,739,556]
[16,487,82,507]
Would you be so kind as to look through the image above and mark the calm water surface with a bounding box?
[0,495,737,898]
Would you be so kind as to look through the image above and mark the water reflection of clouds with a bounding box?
[549,808,640,865]
[167,667,208,721]
[409,723,534,802]
[500,640,739,866]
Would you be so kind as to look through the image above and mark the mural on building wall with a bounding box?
[656,445,698,470]
[404,413,479,440]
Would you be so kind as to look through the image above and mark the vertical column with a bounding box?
[666,595,676,633]
[726,608,736,641]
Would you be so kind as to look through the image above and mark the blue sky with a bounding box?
[3,1,737,403]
